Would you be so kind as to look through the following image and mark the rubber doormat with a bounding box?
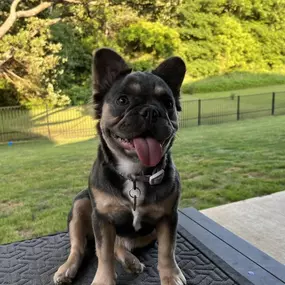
[0,226,248,285]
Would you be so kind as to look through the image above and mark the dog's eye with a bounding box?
[116,96,129,106]
[165,100,174,109]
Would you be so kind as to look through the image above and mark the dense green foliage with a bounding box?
[178,0,285,77]
[1,0,285,106]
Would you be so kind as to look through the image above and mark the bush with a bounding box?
[65,84,91,105]
[0,79,18,107]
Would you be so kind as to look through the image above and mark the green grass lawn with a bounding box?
[1,116,285,243]
[182,84,285,100]
[182,71,285,95]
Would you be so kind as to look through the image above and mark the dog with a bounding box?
[53,48,186,285]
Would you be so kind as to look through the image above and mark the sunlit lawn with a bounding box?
[1,116,285,243]
[184,84,285,99]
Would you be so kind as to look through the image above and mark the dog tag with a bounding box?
[133,195,137,211]
[149,169,165,185]
[129,181,141,211]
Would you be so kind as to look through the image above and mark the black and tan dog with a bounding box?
[54,48,186,285]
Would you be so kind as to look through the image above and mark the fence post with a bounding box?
[271,92,275,115]
[237,96,240,121]
[45,103,51,140]
[0,108,4,142]
[198,99,201,126]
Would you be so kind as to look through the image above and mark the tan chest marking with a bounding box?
[92,186,178,230]
[92,187,129,215]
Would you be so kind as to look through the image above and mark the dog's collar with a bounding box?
[115,157,167,186]
[120,166,165,211]
[128,168,165,185]
[114,158,167,211]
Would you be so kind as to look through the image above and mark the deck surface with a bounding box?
[201,191,285,264]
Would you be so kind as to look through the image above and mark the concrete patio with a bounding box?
[202,191,285,264]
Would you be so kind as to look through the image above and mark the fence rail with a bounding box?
[1,91,285,142]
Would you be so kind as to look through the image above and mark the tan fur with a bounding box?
[70,198,93,242]
[54,198,92,284]
[114,231,156,274]
[115,230,156,251]
[140,190,178,220]
[156,218,186,285]
[115,246,144,274]
[91,187,130,215]
[156,219,175,268]
[100,103,120,128]
[93,185,178,224]
[92,222,116,285]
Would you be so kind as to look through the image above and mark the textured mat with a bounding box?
[0,225,245,285]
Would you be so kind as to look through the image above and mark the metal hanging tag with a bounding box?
[133,195,137,211]
[129,180,141,211]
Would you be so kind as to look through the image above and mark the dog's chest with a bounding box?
[117,160,145,231]
[122,179,145,231]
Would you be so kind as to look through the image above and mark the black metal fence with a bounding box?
[179,91,285,128]
[0,91,285,142]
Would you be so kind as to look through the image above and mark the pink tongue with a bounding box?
[133,137,162,167]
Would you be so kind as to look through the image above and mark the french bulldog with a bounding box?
[54,48,186,285]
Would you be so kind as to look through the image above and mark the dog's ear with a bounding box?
[152,57,186,111]
[92,48,131,118]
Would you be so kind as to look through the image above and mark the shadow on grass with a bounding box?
[0,104,96,143]
[0,130,52,144]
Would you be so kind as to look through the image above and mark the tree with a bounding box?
[0,0,81,39]
[111,0,182,24]
[177,0,285,78]
[0,17,70,107]
[118,20,182,70]
[0,0,83,106]
[2,0,285,106]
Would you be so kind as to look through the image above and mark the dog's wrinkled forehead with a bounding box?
[120,72,171,97]
[92,48,186,119]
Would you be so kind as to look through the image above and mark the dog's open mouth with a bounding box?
[111,132,162,167]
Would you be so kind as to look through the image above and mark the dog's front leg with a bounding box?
[91,210,116,285]
[156,213,186,285]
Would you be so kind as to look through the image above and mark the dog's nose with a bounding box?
[140,107,161,123]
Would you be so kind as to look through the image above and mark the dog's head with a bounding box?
[92,48,186,167]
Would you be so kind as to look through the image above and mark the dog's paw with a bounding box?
[159,267,186,285]
[91,283,115,285]
[122,252,145,274]
[53,262,78,284]
[90,271,116,285]
[124,258,145,274]
[91,280,116,285]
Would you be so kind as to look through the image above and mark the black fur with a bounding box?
[92,48,132,119]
